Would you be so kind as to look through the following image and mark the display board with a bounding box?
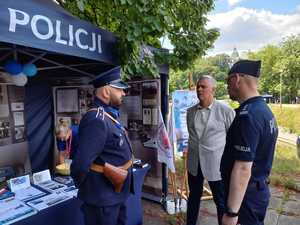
[0,84,31,186]
[0,85,27,145]
[120,79,162,197]
[52,85,93,164]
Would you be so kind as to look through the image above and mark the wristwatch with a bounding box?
[226,207,239,217]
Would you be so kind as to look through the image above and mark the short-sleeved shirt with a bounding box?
[220,96,278,185]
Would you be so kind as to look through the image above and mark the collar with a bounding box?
[197,99,214,110]
[239,96,263,109]
[93,97,108,108]
[93,97,120,118]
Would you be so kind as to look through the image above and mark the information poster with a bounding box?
[171,90,198,155]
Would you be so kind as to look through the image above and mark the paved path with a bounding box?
[143,186,300,225]
[143,127,300,224]
[278,127,298,146]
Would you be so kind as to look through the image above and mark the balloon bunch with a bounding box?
[3,60,38,86]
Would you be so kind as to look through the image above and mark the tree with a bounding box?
[248,45,282,96]
[169,53,231,99]
[59,0,219,78]
[275,36,300,103]
[247,35,300,103]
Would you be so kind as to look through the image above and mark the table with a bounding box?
[12,165,150,225]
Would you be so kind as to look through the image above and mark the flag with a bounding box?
[156,109,176,173]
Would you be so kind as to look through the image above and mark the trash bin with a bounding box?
[297,136,300,159]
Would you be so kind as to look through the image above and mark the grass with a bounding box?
[269,104,300,134]
[172,143,300,192]
[270,142,300,191]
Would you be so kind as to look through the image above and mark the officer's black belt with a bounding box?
[90,160,132,173]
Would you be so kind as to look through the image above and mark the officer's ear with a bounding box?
[102,86,111,100]
[95,86,110,102]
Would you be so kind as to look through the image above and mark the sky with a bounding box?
[161,0,300,56]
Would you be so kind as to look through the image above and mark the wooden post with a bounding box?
[189,72,194,90]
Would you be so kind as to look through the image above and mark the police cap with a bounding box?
[90,66,129,89]
[228,60,261,78]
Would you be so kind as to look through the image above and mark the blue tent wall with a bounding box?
[25,83,54,173]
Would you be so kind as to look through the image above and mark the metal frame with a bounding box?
[0,45,100,79]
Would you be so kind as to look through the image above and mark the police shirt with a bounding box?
[71,97,132,207]
[220,96,278,185]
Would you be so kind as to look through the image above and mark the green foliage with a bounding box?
[169,69,190,93]
[248,35,300,102]
[216,81,227,99]
[270,104,300,134]
[270,142,300,191]
[60,0,219,79]
[169,53,231,99]
[248,45,282,95]
[226,99,240,109]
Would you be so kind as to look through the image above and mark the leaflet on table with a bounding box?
[32,170,67,193]
[0,198,37,225]
[14,186,46,202]
[7,175,47,202]
[26,192,72,211]
[0,189,15,201]
[53,176,74,186]
[62,186,78,197]
[34,180,67,193]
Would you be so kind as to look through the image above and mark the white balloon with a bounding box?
[0,72,13,83]
[11,73,28,86]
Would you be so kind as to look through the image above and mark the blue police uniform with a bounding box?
[71,66,133,225]
[56,125,79,159]
[220,96,278,225]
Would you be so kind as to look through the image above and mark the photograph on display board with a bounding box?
[10,102,24,111]
[13,112,24,126]
[56,88,79,113]
[7,86,25,102]
[14,126,25,141]
[78,87,94,116]
[0,85,11,146]
[0,85,9,118]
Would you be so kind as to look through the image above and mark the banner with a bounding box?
[171,90,198,155]
[0,0,118,65]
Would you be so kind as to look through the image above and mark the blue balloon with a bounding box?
[23,63,37,77]
[4,60,23,75]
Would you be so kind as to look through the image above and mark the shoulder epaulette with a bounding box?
[239,104,249,116]
[88,107,105,120]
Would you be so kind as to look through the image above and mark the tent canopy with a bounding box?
[0,0,119,84]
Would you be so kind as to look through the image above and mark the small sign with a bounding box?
[32,170,51,185]
[8,175,30,192]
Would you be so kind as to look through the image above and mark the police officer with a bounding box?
[71,66,133,225]
[220,60,278,225]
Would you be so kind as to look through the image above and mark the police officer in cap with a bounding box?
[220,60,278,225]
[71,66,133,225]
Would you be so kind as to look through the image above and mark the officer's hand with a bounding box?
[222,214,238,225]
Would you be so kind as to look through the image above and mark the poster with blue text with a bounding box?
[171,90,198,156]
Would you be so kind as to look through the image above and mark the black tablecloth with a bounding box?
[12,165,150,225]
